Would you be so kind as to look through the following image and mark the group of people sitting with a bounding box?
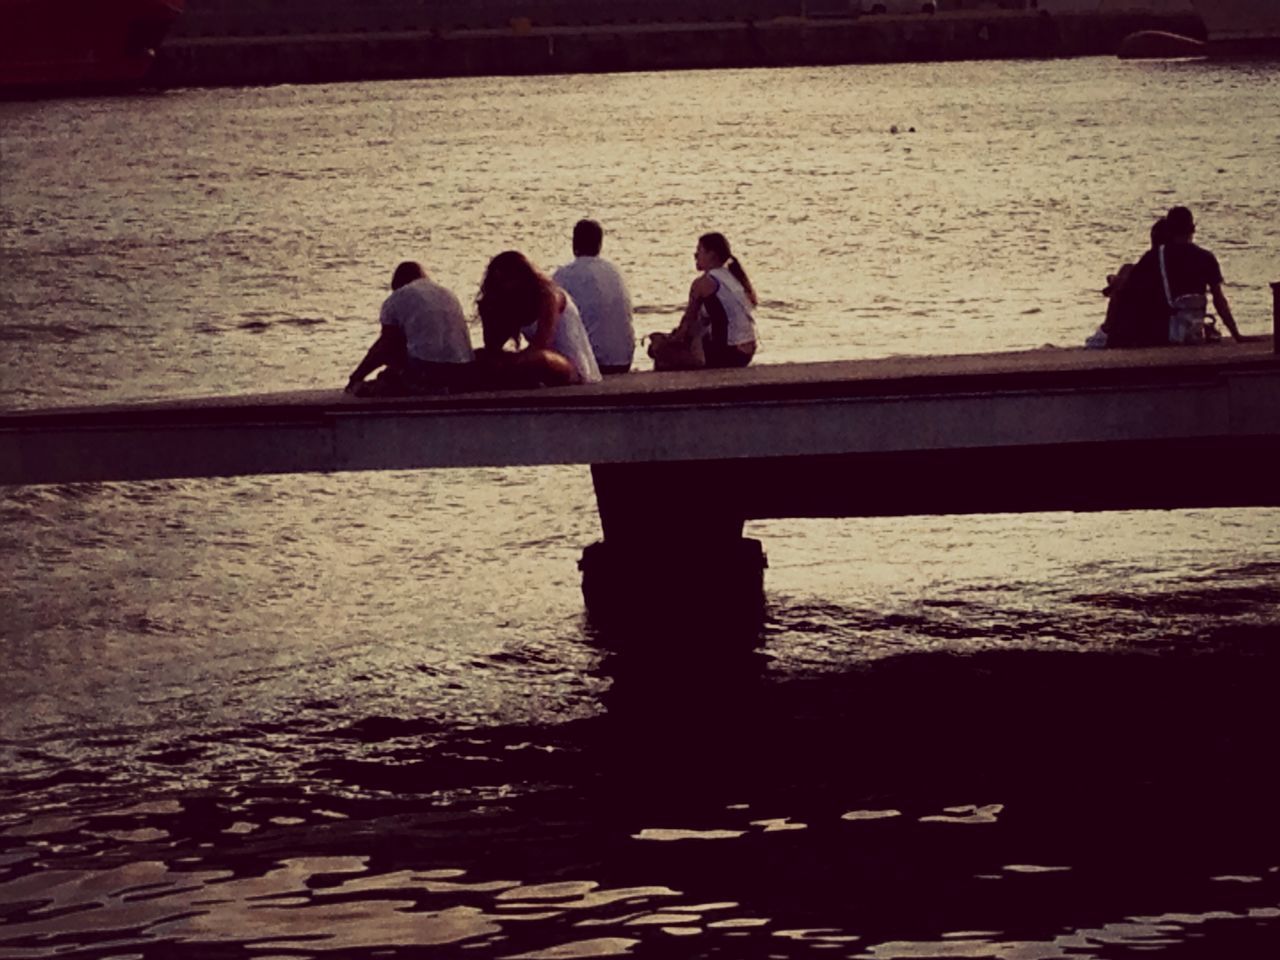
[345,220,760,396]
[1092,204,1244,349]
[346,204,1247,397]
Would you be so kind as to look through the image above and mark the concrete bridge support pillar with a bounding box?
[580,461,767,638]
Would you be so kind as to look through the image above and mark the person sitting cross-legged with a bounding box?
[648,231,759,370]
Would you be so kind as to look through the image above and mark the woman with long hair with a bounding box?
[648,231,759,370]
[476,250,602,385]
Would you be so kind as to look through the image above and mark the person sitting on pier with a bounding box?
[346,261,474,396]
[1153,205,1242,342]
[1105,206,1243,347]
[648,232,759,370]
[1093,217,1168,348]
[553,219,636,375]
[474,250,602,387]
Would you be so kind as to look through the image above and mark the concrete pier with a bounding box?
[584,460,769,634]
[4,341,1276,485]
[3,341,1277,628]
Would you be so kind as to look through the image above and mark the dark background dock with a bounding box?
[153,2,1206,88]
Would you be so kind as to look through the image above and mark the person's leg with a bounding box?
[400,359,479,395]
[650,334,705,371]
[704,341,754,368]
[353,366,409,396]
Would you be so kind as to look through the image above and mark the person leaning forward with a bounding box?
[346,261,475,396]
[1096,217,1167,347]
[474,250,598,388]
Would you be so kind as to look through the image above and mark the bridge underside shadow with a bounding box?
[582,434,1280,636]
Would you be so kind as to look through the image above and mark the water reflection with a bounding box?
[3,574,1280,957]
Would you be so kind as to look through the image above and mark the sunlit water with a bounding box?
[1,58,1278,959]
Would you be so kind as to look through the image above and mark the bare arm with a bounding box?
[673,274,718,339]
[1209,283,1242,342]
[347,326,406,390]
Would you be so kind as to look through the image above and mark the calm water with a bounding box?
[1,57,1279,959]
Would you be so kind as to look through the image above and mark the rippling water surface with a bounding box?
[1,58,1279,958]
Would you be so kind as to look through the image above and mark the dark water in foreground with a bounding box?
[2,56,1280,957]
[3,597,1280,958]
[1,499,1277,960]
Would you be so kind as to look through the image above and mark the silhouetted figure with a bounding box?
[1096,218,1168,347]
[1101,207,1242,347]
[1152,205,1242,342]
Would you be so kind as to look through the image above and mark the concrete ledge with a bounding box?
[7,340,1275,420]
[2,342,1276,490]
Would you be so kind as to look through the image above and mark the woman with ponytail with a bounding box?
[648,232,759,369]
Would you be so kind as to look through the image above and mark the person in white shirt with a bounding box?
[475,250,602,386]
[552,219,636,375]
[346,261,474,395]
[648,231,759,370]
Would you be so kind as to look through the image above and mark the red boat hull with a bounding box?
[1,0,184,94]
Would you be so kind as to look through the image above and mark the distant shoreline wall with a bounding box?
[153,11,1206,89]
[169,1,873,38]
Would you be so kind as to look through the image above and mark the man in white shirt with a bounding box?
[552,220,635,375]
[346,261,474,395]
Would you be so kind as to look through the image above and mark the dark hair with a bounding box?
[698,232,758,307]
[1165,206,1195,237]
[1150,217,1168,249]
[390,261,425,290]
[476,250,557,350]
[572,219,603,257]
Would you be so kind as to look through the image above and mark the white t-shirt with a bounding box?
[552,256,635,369]
[379,278,473,364]
[522,294,603,384]
[704,267,757,347]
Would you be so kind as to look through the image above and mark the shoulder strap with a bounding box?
[1157,245,1173,307]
